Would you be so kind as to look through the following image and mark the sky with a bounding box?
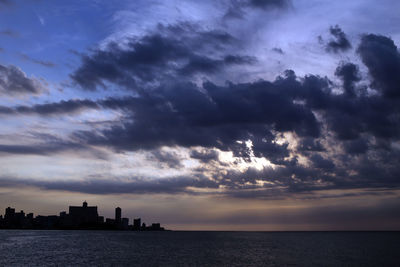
[0,0,400,230]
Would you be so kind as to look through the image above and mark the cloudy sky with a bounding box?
[0,0,400,230]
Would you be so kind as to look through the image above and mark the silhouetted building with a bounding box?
[122,218,129,230]
[133,218,141,231]
[151,223,161,230]
[17,210,25,218]
[15,210,25,228]
[5,207,15,221]
[4,207,16,228]
[106,218,115,225]
[68,201,99,226]
[115,207,121,223]
[25,213,34,228]
[35,215,58,229]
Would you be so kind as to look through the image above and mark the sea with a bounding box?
[0,230,399,266]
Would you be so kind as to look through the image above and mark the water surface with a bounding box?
[0,230,398,266]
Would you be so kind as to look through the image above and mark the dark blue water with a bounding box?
[0,231,398,266]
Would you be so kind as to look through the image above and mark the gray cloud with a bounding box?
[147,149,183,169]
[73,76,320,160]
[0,99,99,116]
[224,0,291,20]
[247,0,291,9]
[67,69,400,196]
[358,34,400,98]
[0,131,110,159]
[190,149,220,163]
[272,47,284,54]
[0,143,79,156]
[71,23,253,91]
[0,64,45,96]
[0,175,218,195]
[326,25,352,53]
[335,62,361,97]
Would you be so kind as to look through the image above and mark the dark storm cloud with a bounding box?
[321,87,400,141]
[69,20,322,161]
[0,96,151,117]
[357,34,400,98]
[0,175,218,195]
[20,54,55,68]
[251,134,290,165]
[71,23,251,91]
[335,62,361,97]
[223,5,245,20]
[0,64,44,96]
[343,137,369,155]
[94,76,400,197]
[297,137,325,152]
[180,54,256,75]
[73,74,321,160]
[0,99,99,116]
[67,28,400,196]
[247,0,291,9]
[310,154,335,171]
[223,0,291,20]
[326,25,352,53]
[17,99,98,115]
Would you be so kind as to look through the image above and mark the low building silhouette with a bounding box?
[122,218,129,230]
[68,201,99,227]
[151,223,161,230]
[133,218,141,231]
[106,218,115,225]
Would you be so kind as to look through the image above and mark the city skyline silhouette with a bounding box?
[0,201,165,231]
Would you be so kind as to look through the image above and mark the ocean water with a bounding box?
[0,231,399,266]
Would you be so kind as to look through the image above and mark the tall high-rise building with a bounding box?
[115,207,121,223]
[4,207,15,220]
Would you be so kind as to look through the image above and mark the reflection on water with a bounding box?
[0,230,399,266]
